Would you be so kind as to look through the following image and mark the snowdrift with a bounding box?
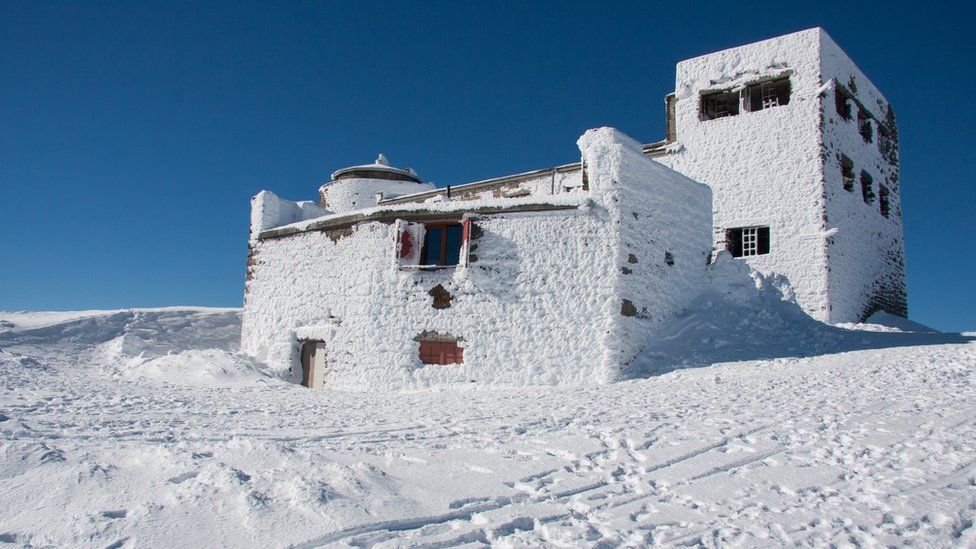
[0,308,272,387]
[627,252,948,378]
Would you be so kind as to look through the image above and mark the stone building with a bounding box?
[241,28,906,388]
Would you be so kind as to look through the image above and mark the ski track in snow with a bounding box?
[0,308,975,547]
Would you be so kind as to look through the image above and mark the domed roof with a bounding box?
[331,154,422,183]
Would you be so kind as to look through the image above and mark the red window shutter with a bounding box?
[399,230,413,258]
[394,220,425,268]
[418,340,463,365]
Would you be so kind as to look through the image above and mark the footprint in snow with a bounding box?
[167,471,198,484]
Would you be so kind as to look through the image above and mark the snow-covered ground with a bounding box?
[1,297,974,547]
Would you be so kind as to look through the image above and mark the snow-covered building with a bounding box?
[241,28,907,388]
[242,129,712,388]
[653,28,906,324]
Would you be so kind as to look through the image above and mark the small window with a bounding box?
[861,171,875,204]
[877,125,896,163]
[395,219,471,269]
[727,226,770,258]
[858,109,873,143]
[419,340,463,365]
[421,223,463,266]
[879,185,890,218]
[835,86,852,120]
[700,90,740,120]
[744,78,791,111]
[840,155,855,192]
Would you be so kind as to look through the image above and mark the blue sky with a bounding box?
[1,1,973,332]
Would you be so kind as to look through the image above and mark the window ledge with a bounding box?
[399,264,459,271]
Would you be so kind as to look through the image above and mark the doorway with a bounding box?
[299,340,326,388]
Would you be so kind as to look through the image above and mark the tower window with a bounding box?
[726,226,770,257]
[744,78,791,111]
[700,90,740,120]
[860,171,875,204]
[879,185,890,218]
[858,110,873,143]
[840,155,855,192]
[835,87,852,120]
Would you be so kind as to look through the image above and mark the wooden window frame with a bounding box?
[419,221,461,267]
[700,90,740,121]
[727,226,770,258]
[744,77,791,112]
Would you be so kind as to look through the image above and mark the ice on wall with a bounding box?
[578,128,712,372]
[657,29,831,321]
[250,190,329,239]
[242,128,712,389]
[818,30,907,322]
[657,28,907,323]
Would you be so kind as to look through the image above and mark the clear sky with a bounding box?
[1,1,973,332]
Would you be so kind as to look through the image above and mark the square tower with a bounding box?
[656,28,906,323]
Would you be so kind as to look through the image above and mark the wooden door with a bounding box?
[300,341,315,387]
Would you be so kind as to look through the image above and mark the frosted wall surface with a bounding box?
[242,128,711,388]
[657,28,906,323]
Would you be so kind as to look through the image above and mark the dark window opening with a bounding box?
[860,171,875,204]
[700,90,740,120]
[727,226,770,258]
[879,185,890,218]
[421,223,463,266]
[877,124,896,163]
[835,87,852,120]
[858,109,873,143]
[840,155,855,192]
[744,78,791,111]
[419,340,463,365]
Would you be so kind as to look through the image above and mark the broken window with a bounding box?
[744,78,791,112]
[879,184,890,218]
[835,86,852,120]
[394,218,472,269]
[858,109,873,143]
[700,90,740,120]
[840,155,855,192]
[726,226,770,258]
[418,339,463,365]
[861,171,875,204]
